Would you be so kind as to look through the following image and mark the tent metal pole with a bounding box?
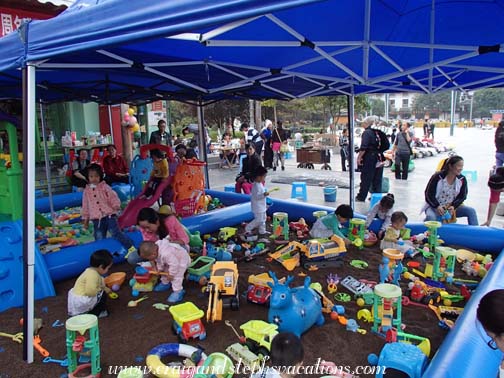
[39,102,55,226]
[450,90,456,136]
[362,0,371,81]
[428,0,436,92]
[22,64,36,363]
[197,103,210,189]
[107,105,114,143]
[347,93,355,209]
[385,93,389,124]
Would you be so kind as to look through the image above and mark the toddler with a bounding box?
[68,250,113,318]
[365,193,395,239]
[139,239,191,303]
[82,164,135,256]
[380,211,412,251]
[142,149,169,199]
[310,204,353,242]
[244,166,270,236]
[251,332,304,378]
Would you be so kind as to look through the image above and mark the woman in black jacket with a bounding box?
[422,155,478,225]
[235,143,262,194]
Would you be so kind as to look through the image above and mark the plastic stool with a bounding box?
[462,170,477,182]
[291,182,308,201]
[224,184,235,193]
[370,193,385,209]
[312,210,328,219]
[374,342,428,378]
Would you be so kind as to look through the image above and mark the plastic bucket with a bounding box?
[323,186,337,202]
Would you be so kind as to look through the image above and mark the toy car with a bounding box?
[169,302,206,342]
[247,284,272,305]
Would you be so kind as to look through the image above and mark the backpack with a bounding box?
[373,129,390,152]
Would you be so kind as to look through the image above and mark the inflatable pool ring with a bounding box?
[146,343,207,378]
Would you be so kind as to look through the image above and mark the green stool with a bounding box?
[349,218,366,249]
[66,314,101,378]
[272,212,289,240]
[312,210,328,219]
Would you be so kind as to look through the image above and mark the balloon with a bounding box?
[133,131,141,138]
[123,115,130,123]
[124,111,130,118]
[128,108,135,116]
[132,123,140,132]
[129,116,137,126]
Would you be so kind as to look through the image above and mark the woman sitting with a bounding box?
[235,143,262,194]
[423,155,478,225]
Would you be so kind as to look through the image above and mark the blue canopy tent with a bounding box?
[2,0,504,374]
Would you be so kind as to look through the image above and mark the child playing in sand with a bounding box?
[251,332,304,378]
[82,164,135,256]
[310,204,353,242]
[244,166,270,237]
[139,239,191,303]
[68,250,113,318]
[365,193,395,239]
[380,211,412,251]
[142,149,169,199]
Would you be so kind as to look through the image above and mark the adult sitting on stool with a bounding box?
[71,149,90,190]
[235,143,262,194]
[356,117,384,202]
[103,145,129,185]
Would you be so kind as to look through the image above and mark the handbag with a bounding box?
[280,143,289,153]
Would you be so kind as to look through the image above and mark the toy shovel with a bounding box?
[135,266,170,277]
[128,295,148,308]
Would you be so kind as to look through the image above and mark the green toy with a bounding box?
[349,218,365,249]
[0,121,22,221]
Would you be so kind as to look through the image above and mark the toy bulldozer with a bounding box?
[206,262,239,322]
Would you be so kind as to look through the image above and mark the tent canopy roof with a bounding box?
[2,0,504,103]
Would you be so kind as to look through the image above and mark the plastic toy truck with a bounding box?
[169,302,206,342]
[218,227,237,242]
[239,320,279,358]
[268,235,346,271]
[246,273,285,305]
[206,261,239,322]
[187,256,216,285]
[226,343,261,372]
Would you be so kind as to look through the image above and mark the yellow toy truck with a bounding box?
[240,320,279,358]
[206,261,239,322]
[268,235,347,271]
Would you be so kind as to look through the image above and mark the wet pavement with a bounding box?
[207,127,503,228]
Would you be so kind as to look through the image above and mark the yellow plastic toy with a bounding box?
[268,235,347,271]
[206,262,239,322]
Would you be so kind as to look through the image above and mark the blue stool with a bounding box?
[369,193,385,209]
[462,170,477,182]
[291,182,308,201]
[224,184,236,193]
[374,342,428,378]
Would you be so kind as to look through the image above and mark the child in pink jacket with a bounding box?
[139,239,191,303]
[82,164,135,256]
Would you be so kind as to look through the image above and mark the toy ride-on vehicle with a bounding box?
[169,302,206,342]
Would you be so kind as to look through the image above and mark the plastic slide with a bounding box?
[118,178,172,228]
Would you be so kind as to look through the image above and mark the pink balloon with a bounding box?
[129,116,137,126]
[123,115,130,123]
[124,111,130,118]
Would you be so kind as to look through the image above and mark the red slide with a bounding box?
[118,177,172,228]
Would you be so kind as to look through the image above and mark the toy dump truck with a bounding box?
[239,320,279,358]
[268,235,347,271]
[169,302,206,343]
[206,261,239,322]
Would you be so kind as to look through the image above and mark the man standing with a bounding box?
[149,119,170,146]
[260,120,273,169]
[241,123,263,156]
[103,145,129,184]
[356,117,384,202]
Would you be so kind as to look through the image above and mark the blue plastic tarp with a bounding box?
[2,0,504,102]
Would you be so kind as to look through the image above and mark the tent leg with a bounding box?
[22,64,36,363]
[39,102,55,225]
[347,93,355,209]
[197,103,210,189]
[107,105,114,143]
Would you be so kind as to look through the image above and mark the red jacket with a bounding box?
[103,155,129,179]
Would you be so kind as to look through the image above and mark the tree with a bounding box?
[204,99,249,132]
[369,97,385,117]
[412,92,451,119]
[472,88,504,118]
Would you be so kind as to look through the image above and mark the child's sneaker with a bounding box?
[167,290,185,303]
[240,232,258,242]
[98,310,109,318]
[154,282,172,292]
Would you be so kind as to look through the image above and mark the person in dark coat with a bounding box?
[235,143,262,194]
